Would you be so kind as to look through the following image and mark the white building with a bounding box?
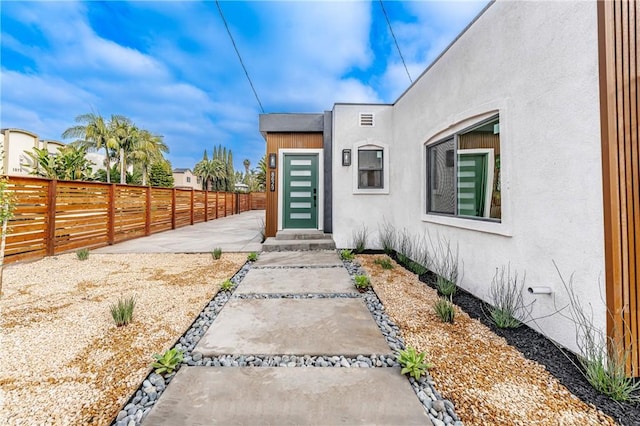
[259,1,639,376]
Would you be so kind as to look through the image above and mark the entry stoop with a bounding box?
[262,230,336,251]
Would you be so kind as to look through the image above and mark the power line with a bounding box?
[378,0,413,84]
[215,0,265,113]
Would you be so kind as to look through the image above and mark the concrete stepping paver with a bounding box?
[253,250,343,267]
[142,367,432,426]
[193,298,391,357]
[235,267,356,295]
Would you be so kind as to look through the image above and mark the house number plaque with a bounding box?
[270,171,276,192]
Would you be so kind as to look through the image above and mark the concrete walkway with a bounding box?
[142,251,431,425]
[94,210,264,254]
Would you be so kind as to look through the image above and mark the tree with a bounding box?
[130,130,168,185]
[0,177,16,295]
[256,155,266,191]
[62,113,117,183]
[149,161,174,188]
[110,115,138,185]
[226,150,234,192]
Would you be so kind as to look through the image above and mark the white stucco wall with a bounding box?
[332,0,605,354]
[2,129,39,176]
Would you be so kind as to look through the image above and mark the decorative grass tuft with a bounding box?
[76,248,90,261]
[434,297,455,323]
[211,247,222,260]
[374,256,394,270]
[110,296,136,326]
[436,275,457,297]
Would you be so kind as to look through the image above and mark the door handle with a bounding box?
[313,188,317,207]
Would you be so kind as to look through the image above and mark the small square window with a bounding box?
[358,149,383,189]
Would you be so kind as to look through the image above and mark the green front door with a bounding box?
[283,154,318,229]
[457,153,488,217]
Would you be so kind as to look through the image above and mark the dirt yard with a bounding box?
[0,252,246,425]
[358,254,616,426]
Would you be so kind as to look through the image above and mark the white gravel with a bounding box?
[0,252,246,425]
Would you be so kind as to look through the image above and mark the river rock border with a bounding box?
[112,256,463,426]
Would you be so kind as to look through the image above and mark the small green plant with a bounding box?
[554,262,640,402]
[247,252,258,261]
[436,275,457,297]
[407,260,427,275]
[340,249,355,261]
[581,351,640,402]
[76,248,90,261]
[434,297,455,323]
[351,224,368,254]
[378,219,396,255]
[211,247,222,260]
[353,274,371,290]
[220,279,234,291]
[152,348,184,375]
[488,265,530,329]
[397,346,433,380]
[373,256,394,270]
[110,296,136,326]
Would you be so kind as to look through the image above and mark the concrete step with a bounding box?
[262,237,336,252]
[275,230,333,240]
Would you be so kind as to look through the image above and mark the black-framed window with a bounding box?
[358,149,383,189]
[426,116,501,221]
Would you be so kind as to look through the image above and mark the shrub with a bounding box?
[436,275,457,297]
[488,265,530,328]
[434,297,455,323]
[430,236,461,286]
[373,257,394,270]
[220,279,234,291]
[351,225,368,254]
[247,252,258,262]
[554,262,640,402]
[397,346,433,380]
[407,260,427,275]
[76,248,90,261]
[211,247,222,260]
[110,296,136,326]
[353,274,371,290]
[378,220,396,255]
[152,348,184,375]
[340,249,355,261]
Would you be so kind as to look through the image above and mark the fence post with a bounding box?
[223,192,227,217]
[108,184,115,245]
[204,190,208,222]
[46,179,57,256]
[190,189,195,225]
[171,188,176,229]
[145,186,151,236]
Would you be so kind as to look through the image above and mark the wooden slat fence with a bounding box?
[3,176,265,265]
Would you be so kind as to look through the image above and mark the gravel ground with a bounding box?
[357,254,617,426]
[0,252,246,426]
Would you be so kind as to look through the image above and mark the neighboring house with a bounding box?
[0,128,40,175]
[0,129,108,176]
[259,1,639,375]
[173,168,201,190]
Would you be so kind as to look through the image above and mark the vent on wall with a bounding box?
[359,113,374,127]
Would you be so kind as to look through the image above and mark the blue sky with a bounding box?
[1,0,489,172]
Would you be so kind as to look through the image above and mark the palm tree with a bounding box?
[256,155,266,190]
[110,115,138,184]
[62,113,116,182]
[130,130,168,185]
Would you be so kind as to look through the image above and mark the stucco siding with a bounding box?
[332,0,604,354]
